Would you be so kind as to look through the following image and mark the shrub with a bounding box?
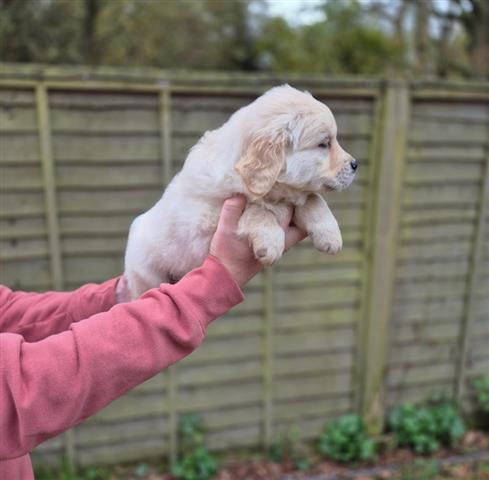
[473,374,489,429]
[269,426,309,471]
[318,413,375,463]
[474,374,489,415]
[171,413,218,480]
[389,404,439,454]
[389,401,466,454]
[430,402,466,446]
[171,446,218,480]
[178,412,205,448]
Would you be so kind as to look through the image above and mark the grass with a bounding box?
[34,457,489,480]
[393,459,441,480]
[35,459,109,480]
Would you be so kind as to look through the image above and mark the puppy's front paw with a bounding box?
[310,227,343,255]
[252,229,285,266]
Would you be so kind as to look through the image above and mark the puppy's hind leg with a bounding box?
[126,268,171,300]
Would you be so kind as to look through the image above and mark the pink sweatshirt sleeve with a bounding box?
[0,256,243,460]
[0,278,119,342]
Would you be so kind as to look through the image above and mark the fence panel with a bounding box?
[458,132,489,411]
[0,88,50,290]
[0,66,488,468]
[387,98,489,408]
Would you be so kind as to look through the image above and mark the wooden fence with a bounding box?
[0,64,488,468]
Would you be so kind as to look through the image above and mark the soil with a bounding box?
[213,431,489,480]
[90,431,489,480]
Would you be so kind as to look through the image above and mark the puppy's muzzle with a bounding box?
[324,158,358,192]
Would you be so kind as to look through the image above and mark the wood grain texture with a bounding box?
[2,69,486,467]
[361,81,409,433]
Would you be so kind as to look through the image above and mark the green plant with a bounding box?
[474,374,489,415]
[179,412,205,448]
[395,459,440,480]
[429,402,466,447]
[35,458,109,480]
[269,426,309,471]
[389,401,466,455]
[171,413,218,480]
[389,404,439,454]
[318,413,375,463]
[171,446,218,480]
[477,460,489,474]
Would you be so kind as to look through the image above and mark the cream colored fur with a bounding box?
[124,85,357,299]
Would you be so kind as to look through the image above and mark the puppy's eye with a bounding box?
[318,140,331,149]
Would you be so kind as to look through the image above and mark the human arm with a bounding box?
[0,279,119,342]
[0,256,243,459]
[0,196,306,460]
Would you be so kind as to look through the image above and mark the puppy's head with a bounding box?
[235,85,357,199]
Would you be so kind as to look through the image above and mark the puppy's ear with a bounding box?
[235,131,287,199]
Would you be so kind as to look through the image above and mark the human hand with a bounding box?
[209,195,307,288]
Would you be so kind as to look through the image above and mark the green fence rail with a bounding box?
[0,64,488,468]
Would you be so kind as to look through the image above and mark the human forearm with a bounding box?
[0,256,242,459]
[0,278,119,342]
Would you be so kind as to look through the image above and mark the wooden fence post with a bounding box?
[360,80,410,433]
[455,130,489,402]
[159,86,172,187]
[158,86,179,465]
[262,268,274,448]
[166,366,178,466]
[36,84,76,468]
[36,85,63,291]
[354,91,384,413]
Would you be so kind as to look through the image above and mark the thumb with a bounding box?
[217,195,246,232]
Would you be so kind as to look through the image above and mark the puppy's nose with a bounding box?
[350,159,358,171]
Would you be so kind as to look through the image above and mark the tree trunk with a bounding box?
[394,0,409,45]
[437,0,456,77]
[414,0,431,75]
[470,0,489,77]
[84,0,100,64]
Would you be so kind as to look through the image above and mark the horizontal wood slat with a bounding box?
[0,67,487,468]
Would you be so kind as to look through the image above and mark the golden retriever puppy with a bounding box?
[124,85,357,299]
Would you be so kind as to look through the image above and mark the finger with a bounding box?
[217,195,246,232]
[284,226,308,251]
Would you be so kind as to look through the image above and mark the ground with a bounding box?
[36,431,489,480]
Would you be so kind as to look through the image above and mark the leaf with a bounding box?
[319,414,375,463]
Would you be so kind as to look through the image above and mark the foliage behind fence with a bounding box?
[0,64,487,467]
